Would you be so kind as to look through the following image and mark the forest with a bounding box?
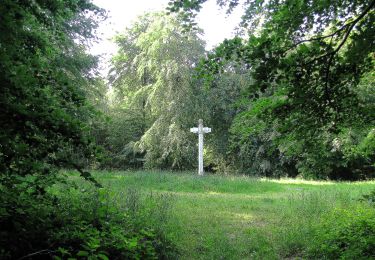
[0,0,374,259]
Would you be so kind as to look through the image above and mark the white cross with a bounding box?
[190,119,211,176]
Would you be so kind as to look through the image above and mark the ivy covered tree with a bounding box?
[168,0,375,179]
[108,12,206,169]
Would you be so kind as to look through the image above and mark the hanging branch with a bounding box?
[290,25,348,49]
[306,0,375,65]
[321,0,375,110]
[56,157,103,188]
[71,162,103,188]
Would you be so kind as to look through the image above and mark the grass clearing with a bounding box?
[65,170,374,259]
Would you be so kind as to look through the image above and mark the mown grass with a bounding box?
[66,170,374,259]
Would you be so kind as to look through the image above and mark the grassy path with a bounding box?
[89,171,374,259]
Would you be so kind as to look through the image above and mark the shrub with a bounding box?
[308,206,375,259]
[0,179,178,259]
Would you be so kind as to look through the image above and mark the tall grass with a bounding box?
[65,170,374,259]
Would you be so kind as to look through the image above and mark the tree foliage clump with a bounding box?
[0,0,107,257]
[0,0,107,183]
[168,0,375,179]
[107,12,206,170]
[0,2,178,259]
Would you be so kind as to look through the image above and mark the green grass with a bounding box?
[66,170,374,259]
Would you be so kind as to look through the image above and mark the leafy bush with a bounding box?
[0,178,178,259]
[308,206,375,259]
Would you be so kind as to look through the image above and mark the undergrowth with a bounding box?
[0,174,178,259]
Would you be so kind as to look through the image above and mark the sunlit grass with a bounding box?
[264,177,375,186]
[263,178,336,185]
[65,170,374,259]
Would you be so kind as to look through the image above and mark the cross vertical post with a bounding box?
[198,119,204,175]
[190,119,211,176]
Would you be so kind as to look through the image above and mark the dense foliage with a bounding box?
[0,1,176,258]
[168,0,375,179]
[103,13,206,170]
[0,0,103,181]
[308,206,375,259]
[1,177,177,259]
[102,13,253,173]
[0,0,103,256]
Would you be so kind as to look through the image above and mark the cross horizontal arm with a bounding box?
[190,127,199,133]
[203,127,211,133]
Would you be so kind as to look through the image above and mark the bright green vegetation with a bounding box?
[96,0,375,180]
[1,0,374,258]
[165,0,375,179]
[86,170,375,259]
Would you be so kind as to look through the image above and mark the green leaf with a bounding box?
[98,253,109,260]
[76,251,89,257]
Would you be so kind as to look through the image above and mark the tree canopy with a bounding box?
[0,0,105,183]
[0,0,105,257]
[167,0,375,179]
